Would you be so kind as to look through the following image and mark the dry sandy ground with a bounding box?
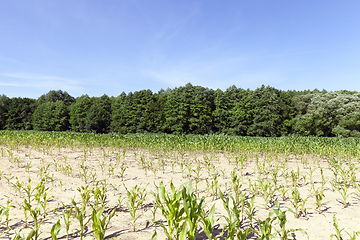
[0,145,359,239]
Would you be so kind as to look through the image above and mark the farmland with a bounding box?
[0,131,360,239]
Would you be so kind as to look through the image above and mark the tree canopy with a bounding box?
[2,86,360,137]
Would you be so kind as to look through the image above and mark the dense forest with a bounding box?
[1,83,360,137]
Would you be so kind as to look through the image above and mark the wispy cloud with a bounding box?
[0,82,23,86]
[0,56,23,64]
[142,49,286,91]
[261,49,328,58]
[141,2,201,46]
[0,72,85,91]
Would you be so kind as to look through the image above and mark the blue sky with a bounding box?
[1,0,360,98]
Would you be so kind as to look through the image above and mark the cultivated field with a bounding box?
[0,131,360,239]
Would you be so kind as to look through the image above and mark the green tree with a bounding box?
[69,95,92,132]
[37,90,75,106]
[293,92,360,137]
[163,83,214,134]
[111,90,165,133]
[32,101,69,131]
[85,94,111,133]
[5,97,36,130]
[0,95,9,130]
[246,85,291,137]
[225,87,252,135]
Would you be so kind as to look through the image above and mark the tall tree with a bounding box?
[85,94,111,133]
[223,87,251,135]
[163,83,214,134]
[0,95,9,130]
[5,97,36,130]
[32,101,69,131]
[69,95,92,132]
[37,90,75,106]
[246,85,290,137]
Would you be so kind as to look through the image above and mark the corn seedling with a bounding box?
[90,204,116,240]
[328,158,342,184]
[50,220,61,240]
[108,163,115,177]
[258,178,276,210]
[27,202,48,240]
[245,195,256,228]
[0,199,15,231]
[300,196,310,218]
[193,164,203,192]
[291,168,300,187]
[72,197,91,240]
[219,191,249,240]
[330,214,345,240]
[124,183,148,232]
[180,162,185,178]
[314,187,329,213]
[255,215,276,240]
[333,181,353,208]
[151,181,185,239]
[118,195,125,212]
[61,204,73,240]
[79,162,90,184]
[200,204,219,240]
[92,182,108,210]
[291,187,301,218]
[34,179,53,218]
[181,182,206,240]
[270,201,308,240]
[118,163,127,181]
[278,184,289,201]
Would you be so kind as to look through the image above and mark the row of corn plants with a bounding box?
[0,130,360,239]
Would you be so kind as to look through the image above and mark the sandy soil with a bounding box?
[0,145,359,239]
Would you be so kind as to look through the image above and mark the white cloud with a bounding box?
[0,72,85,91]
[0,56,23,64]
[0,82,23,86]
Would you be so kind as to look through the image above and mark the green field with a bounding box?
[0,131,359,239]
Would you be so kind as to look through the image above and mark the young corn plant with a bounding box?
[124,183,148,232]
[328,158,342,184]
[300,195,310,218]
[290,187,301,218]
[254,214,276,240]
[50,220,61,240]
[26,202,48,240]
[192,164,203,193]
[61,204,73,240]
[181,182,206,240]
[230,169,243,206]
[90,204,116,240]
[151,181,185,240]
[258,178,276,210]
[34,179,53,218]
[330,214,344,240]
[108,163,116,177]
[118,163,127,181]
[92,182,108,210]
[79,162,90,184]
[245,195,256,228]
[290,168,300,187]
[333,181,353,208]
[314,187,329,213]
[206,174,220,200]
[0,199,15,232]
[270,201,308,240]
[200,204,219,240]
[219,191,252,240]
[72,197,91,240]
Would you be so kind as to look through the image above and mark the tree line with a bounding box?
[1,83,359,137]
